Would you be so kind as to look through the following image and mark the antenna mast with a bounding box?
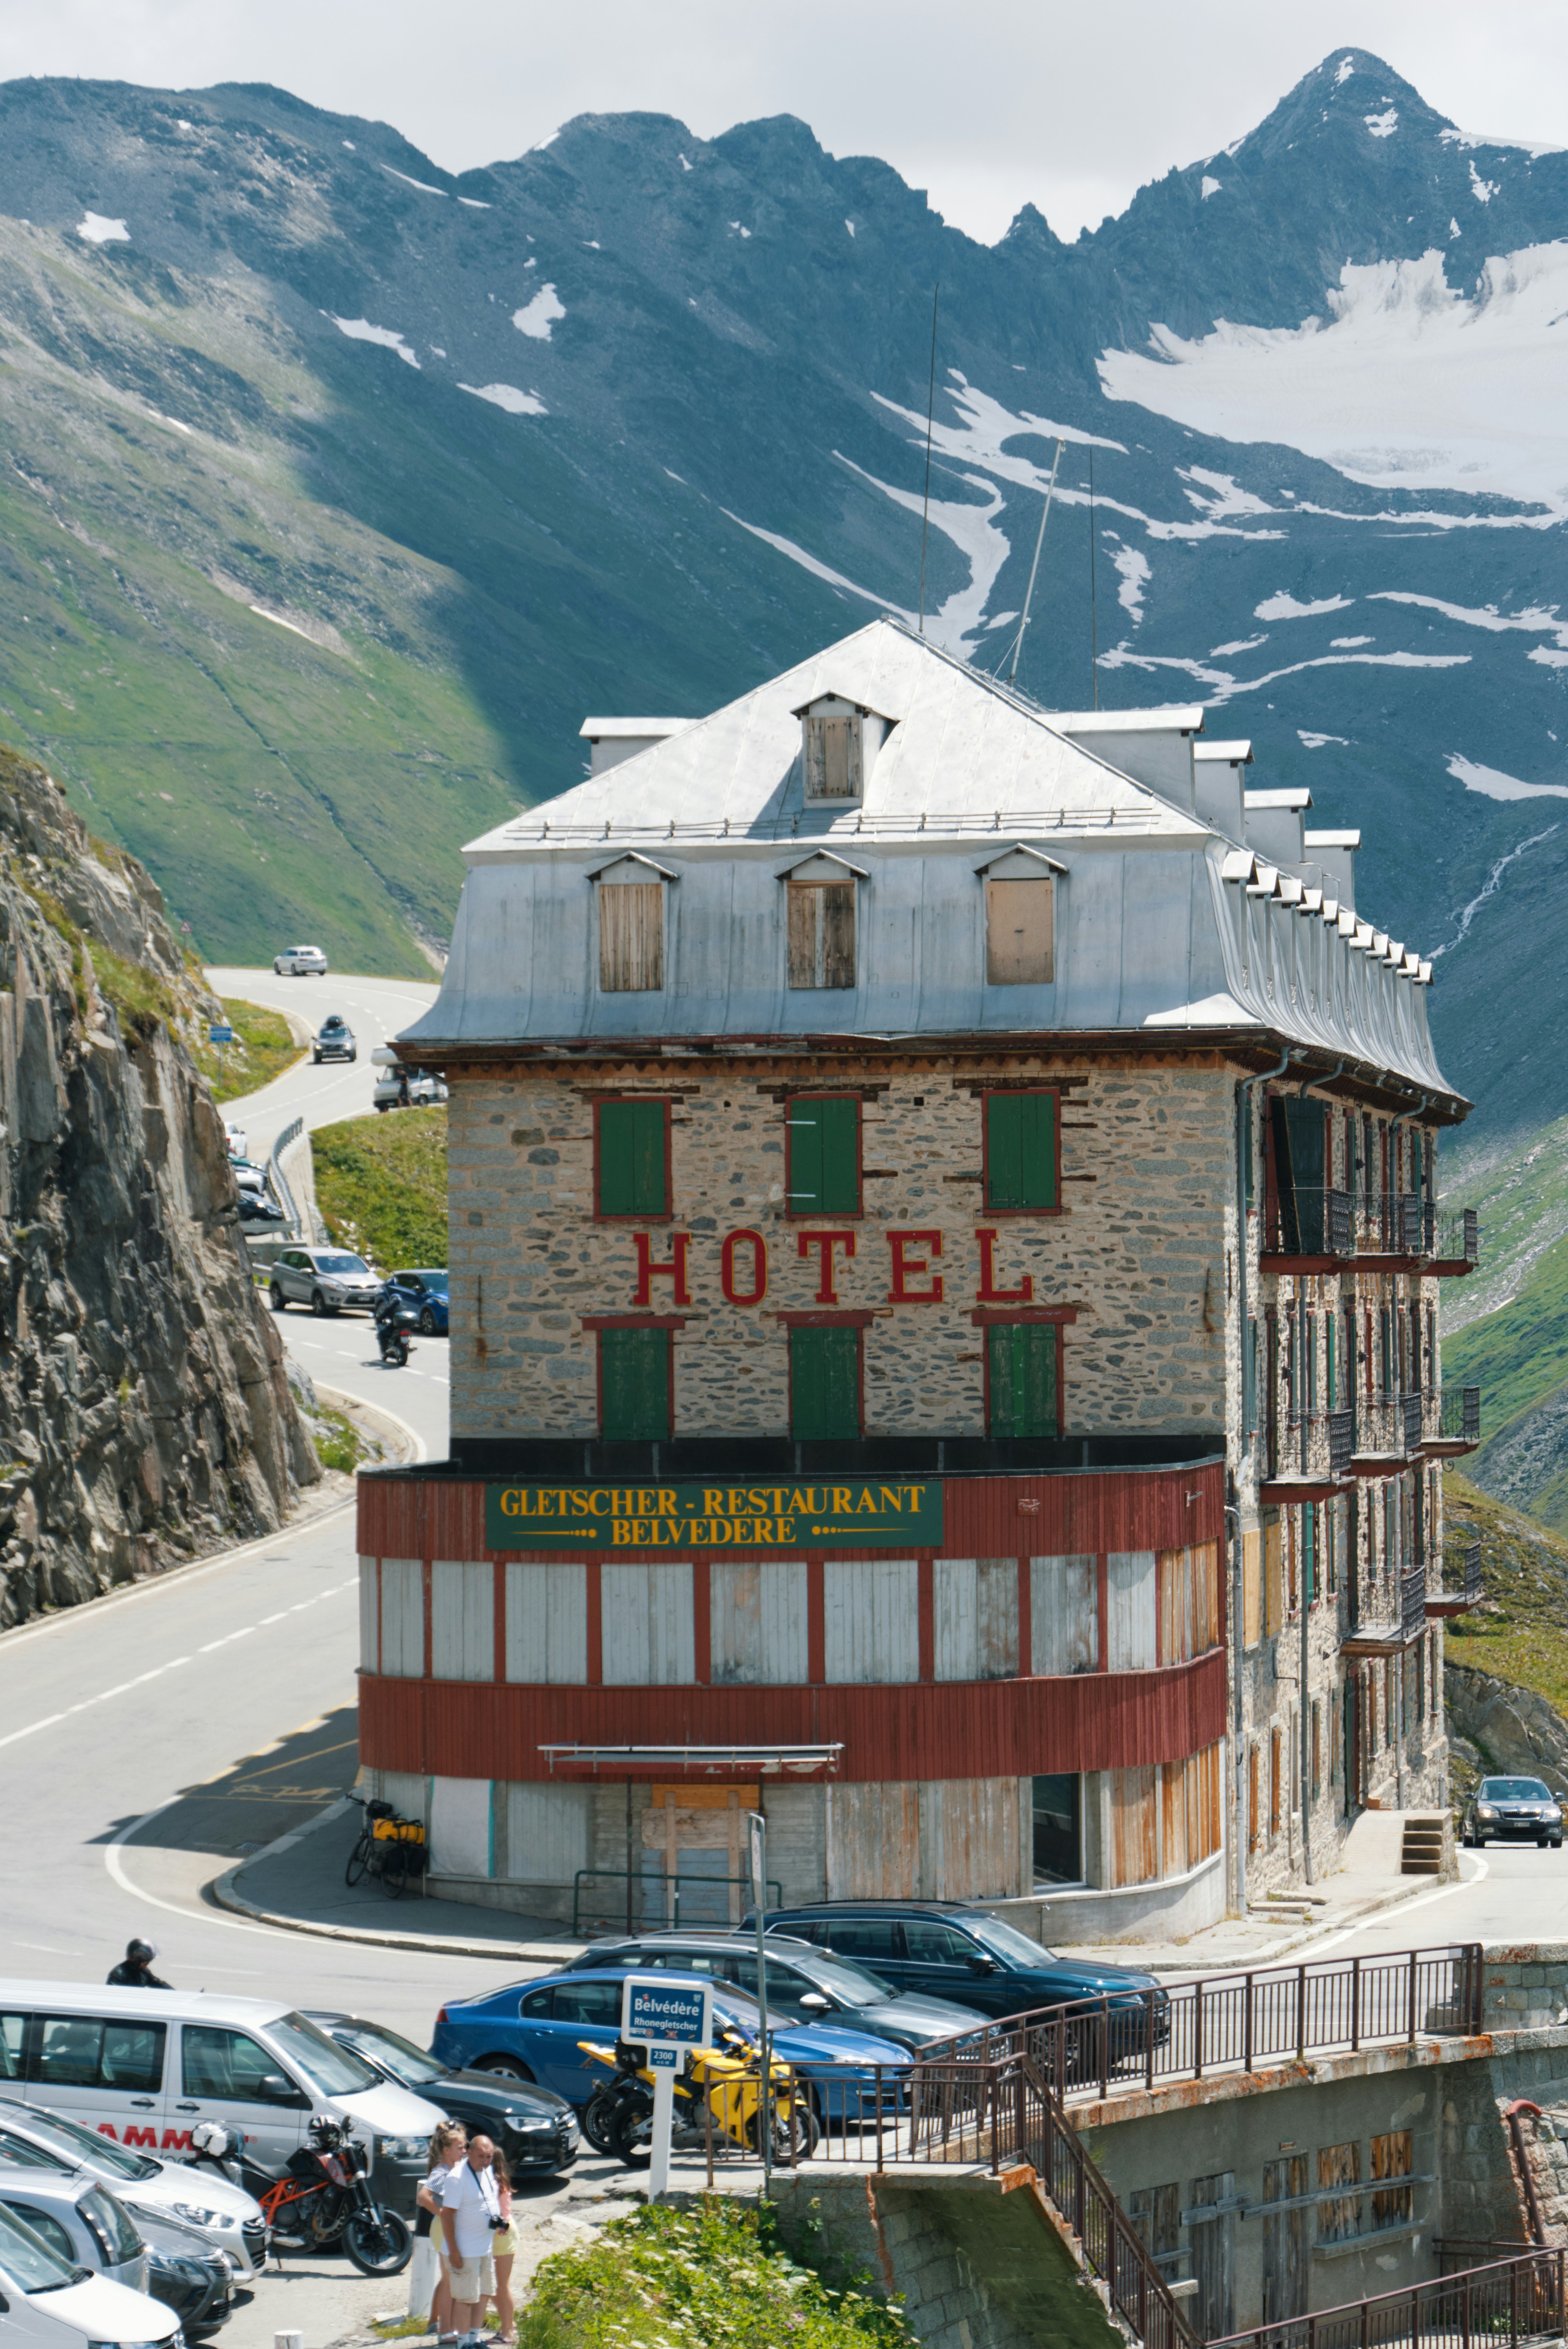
[917,285,939,635]
[1005,435,1065,686]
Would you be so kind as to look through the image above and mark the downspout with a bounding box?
[1233,1043,1295,1916]
[1299,1060,1342,1888]
[1392,1088,1433,1821]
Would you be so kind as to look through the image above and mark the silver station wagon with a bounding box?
[267,1247,381,1317]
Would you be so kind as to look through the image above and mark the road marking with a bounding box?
[1306,1851,1491,1959]
[16,1942,84,1956]
[198,1583,355,1655]
[0,1656,193,1750]
[198,1626,257,1654]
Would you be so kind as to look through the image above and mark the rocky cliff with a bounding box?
[0,745,317,1625]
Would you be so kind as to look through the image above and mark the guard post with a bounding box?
[620,1974,713,2201]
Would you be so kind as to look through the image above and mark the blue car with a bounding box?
[431,1966,910,2124]
[376,1267,449,1334]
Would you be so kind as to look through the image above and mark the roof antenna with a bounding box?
[1006,435,1065,687]
[917,284,939,635]
[1089,442,1099,710]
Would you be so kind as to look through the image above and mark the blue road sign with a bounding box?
[208,1025,235,1045]
[621,1976,712,2049]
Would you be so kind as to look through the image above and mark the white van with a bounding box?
[0,2197,178,2349]
[0,1984,443,2212]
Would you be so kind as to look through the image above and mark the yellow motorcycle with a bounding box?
[578,2028,820,2167]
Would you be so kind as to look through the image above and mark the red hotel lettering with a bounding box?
[632,1230,692,1307]
[976,1228,1033,1303]
[720,1228,769,1305]
[887,1229,943,1303]
[796,1228,855,1303]
[162,2129,193,2153]
[124,2126,159,2148]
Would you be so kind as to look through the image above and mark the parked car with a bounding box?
[746,1902,1168,2037]
[568,1931,988,2053]
[0,2195,181,2349]
[237,1193,288,1229]
[144,2239,234,2337]
[303,2011,578,2177]
[274,946,328,975]
[268,1246,382,1315]
[223,1123,246,1158]
[373,1071,447,1112]
[0,2167,150,2292]
[430,1966,910,2124]
[230,1161,268,1195]
[0,2102,267,2276]
[312,1016,356,1064]
[1462,1776,1565,1848]
[375,1271,449,1335]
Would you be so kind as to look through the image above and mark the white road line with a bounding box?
[198,1626,257,1654]
[1306,1852,1491,1959]
[106,1800,324,1944]
[0,1657,193,1750]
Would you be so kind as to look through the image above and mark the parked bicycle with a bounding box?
[344,1792,426,1898]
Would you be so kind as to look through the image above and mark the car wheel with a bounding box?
[1554,1839,1563,1850]
[310,1289,329,1317]
[376,1103,388,1112]
[477,2056,535,2083]
[269,1283,286,1313]
[419,1306,437,1335]
[1540,1837,1551,1848]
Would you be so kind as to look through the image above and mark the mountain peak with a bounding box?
[1239,46,1457,160]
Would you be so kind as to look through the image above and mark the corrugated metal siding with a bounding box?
[1110,1763,1159,1887]
[919,1775,1023,1900]
[1107,1551,1158,1672]
[1031,1555,1097,1674]
[379,1559,424,1679]
[824,1559,920,1684]
[505,1563,589,1684]
[759,1782,827,1904]
[827,1781,919,1898]
[358,1558,379,1675]
[709,1561,810,1685]
[359,1479,486,1562]
[431,1561,495,1682]
[358,1648,1226,1782]
[430,1775,492,1877]
[503,1781,594,1883]
[602,1562,695,1685]
[1159,1541,1221,1664]
[934,1559,1019,1681]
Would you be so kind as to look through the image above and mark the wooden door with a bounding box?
[1188,2172,1235,2343]
[1262,2156,1307,2324]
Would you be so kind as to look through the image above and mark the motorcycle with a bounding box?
[579,2030,819,2168]
[374,1301,416,1369]
[255,2116,411,2276]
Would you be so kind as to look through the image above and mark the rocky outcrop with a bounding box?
[0,747,317,1625]
[1445,1663,1568,1789]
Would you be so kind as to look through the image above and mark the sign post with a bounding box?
[748,1810,772,2189]
[620,1975,712,2201]
[208,1022,233,1084]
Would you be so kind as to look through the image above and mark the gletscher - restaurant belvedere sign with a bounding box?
[484,1479,943,1551]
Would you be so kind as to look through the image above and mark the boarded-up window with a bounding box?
[1264,1518,1283,1638]
[599,1326,670,1441]
[1188,2172,1235,2344]
[1370,2132,1413,2229]
[786,1095,860,1212]
[596,1098,668,1217]
[934,1558,1019,1681]
[1109,1764,1158,1887]
[1269,1725,1282,1836]
[1262,2158,1307,2324]
[505,1563,588,1685]
[598,879,664,992]
[1030,1554,1096,1676]
[987,1322,1059,1438]
[1128,2184,1181,2271]
[823,1560,919,1685]
[789,1324,861,1440]
[1243,1529,1262,1649]
[709,1560,809,1685]
[1318,2142,1361,2244]
[380,1558,424,1679]
[431,1560,494,1682]
[1248,1744,1260,1850]
[1107,1551,1157,1671]
[787,883,856,989]
[803,708,863,799]
[985,877,1055,985]
[601,1562,695,1685]
[984,1091,1058,1210]
[1162,1741,1222,1875]
[1158,1541,1220,1663]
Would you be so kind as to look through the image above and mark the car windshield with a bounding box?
[83,2186,143,2265]
[267,2013,380,2095]
[312,1254,370,1277]
[966,1917,1059,1966]
[0,2199,86,2292]
[796,1954,899,2000]
[339,2021,449,2089]
[12,2112,159,2182]
[1482,1779,1552,1800]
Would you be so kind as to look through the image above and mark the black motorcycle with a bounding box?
[374,1296,415,1369]
[259,2117,411,2276]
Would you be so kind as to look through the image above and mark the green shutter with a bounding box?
[987,1324,1059,1438]
[789,1326,861,1440]
[787,1097,858,1212]
[597,1100,667,1216]
[599,1328,669,1440]
[985,1093,1057,1210]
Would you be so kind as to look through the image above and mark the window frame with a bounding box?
[784,1093,863,1219]
[592,1097,673,1223]
[595,874,666,994]
[982,1319,1064,1439]
[981,1088,1063,1217]
[596,1325,674,1442]
[984,874,1056,987]
[785,880,858,992]
[787,1321,864,1442]
[800,700,866,803]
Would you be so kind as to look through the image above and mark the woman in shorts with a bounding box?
[489,2148,516,2340]
[410,2120,467,2337]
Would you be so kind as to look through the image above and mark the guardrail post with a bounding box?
[1408,1948,1419,2044]
[1100,1996,1110,2100]
[1243,1973,1253,2073]
[1146,1993,1156,2091]
[1296,1965,1306,2062]
[1194,1980,1204,2079]
[1462,2272,1472,2349]
[1351,1955,1361,2051]
[1510,2256,1519,2349]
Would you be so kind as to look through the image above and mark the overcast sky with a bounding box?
[5,0,1566,242]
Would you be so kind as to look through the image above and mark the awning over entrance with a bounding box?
[539,1742,845,1779]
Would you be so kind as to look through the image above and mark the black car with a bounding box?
[746,1901,1167,2037]
[312,1015,356,1064]
[146,2241,234,2337]
[1462,1776,1565,1848]
[568,1930,991,2053]
[304,2010,580,2177]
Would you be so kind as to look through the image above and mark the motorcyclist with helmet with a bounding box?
[374,1283,413,1367]
[106,1938,169,1988]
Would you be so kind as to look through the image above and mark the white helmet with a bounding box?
[189,2121,232,2157]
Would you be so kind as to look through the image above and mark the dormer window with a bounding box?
[780,851,865,991]
[976,844,1065,986]
[792,692,893,802]
[592,853,675,993]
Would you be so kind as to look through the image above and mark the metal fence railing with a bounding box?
[1436,1386,1481,1445]
[269,1115,304,1238]
[1208,2249,1565,2349]
[1430,1207,1481,1269]
[571,1867,782,1937]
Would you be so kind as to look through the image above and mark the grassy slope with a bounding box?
[191,998,303,1104]
[1442,1470,1568,1716]
[311,1107,447,1271]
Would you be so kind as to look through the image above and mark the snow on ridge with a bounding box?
[1255,590,1353,620]
[330,315,420,368]
[77,213,128,244]
[513,283,566,340]
[1331,635,1373,647]
[1470,161,1499,203]
[1365,110,1399,138]
[459,382,547,417]
[383,164,446,196]
[1447,752,1568,804]
[458,196,491,209]
[1200,177,1222,200]
[1335,55,1355,84]
[1372,589,1568,647]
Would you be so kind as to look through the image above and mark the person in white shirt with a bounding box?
[440,2134,500,2347]
[409,2122,466,2335]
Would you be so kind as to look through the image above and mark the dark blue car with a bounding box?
[377,1267,449,1334]
[431,1966,910,2121]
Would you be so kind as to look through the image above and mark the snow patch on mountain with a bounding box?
[1470,162,1499,203]
[513,284,565,339]
[1180,467,1274,518]
[1372,590,1568,647]
[1448,753,1568,802]
[330,315,419,367]
[76,213,128,244]
[1431,821,1563,957]
[459,383,547,416]
[722,510,912,627]
[1365,110,1399,138]
[384,165,445,195]
[1256,590,1353,619]
[1099,244,1568,513]
[1107,540,1151,620]
[833,449,1008,655]
[1201,177,1222,200]
[1299,731,1349,747]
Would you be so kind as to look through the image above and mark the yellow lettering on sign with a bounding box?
[832,1487,852,1516]
[879,1485,904,1513]
[500,1490,521,1517]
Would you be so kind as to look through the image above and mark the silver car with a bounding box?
[273,945,328,975]
[268,1246,382,1316]
[0,2167,150,2293]
[0,2104,266,2276]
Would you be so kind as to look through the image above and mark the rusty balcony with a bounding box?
[1429,1205,1481,1278]
[1343,1561,1429,1656]
[1424,1385,1481,1457]
[1355,1189,1427,1263]
[1350,1392,1425,1475]
[1261,1185,1355,1270]
[1429,1539,1484,1618]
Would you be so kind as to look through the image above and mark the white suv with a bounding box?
[274,945,328,975]
[268,1246,382,1315]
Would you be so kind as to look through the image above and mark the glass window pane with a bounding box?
[181,2026,280,2100]
[36,2018,105,2089]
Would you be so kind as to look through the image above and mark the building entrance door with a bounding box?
[1261,2157,1307,2325]
[1187,2171,1235,2343]
[640,1784,759,1924]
